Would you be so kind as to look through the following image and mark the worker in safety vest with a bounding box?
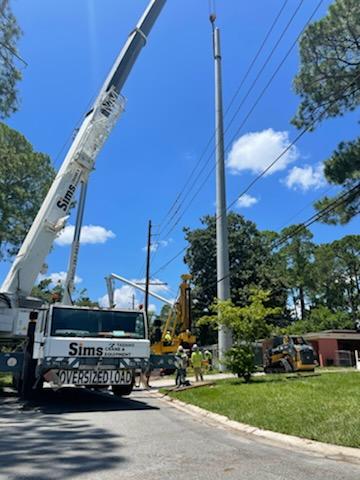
[174,345,188,387]
[163,330,172,346]
[204,350,213,371]
[191,344,203,382]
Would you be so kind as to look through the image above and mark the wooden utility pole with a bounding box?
[145,220,152,319]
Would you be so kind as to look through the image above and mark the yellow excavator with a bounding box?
[263,335,316,373]
[151,274,196,355]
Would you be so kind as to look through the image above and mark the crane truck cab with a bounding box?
[10,304,149,398]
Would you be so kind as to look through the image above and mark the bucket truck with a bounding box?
[0,0,166,399]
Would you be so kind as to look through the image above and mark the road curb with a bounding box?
[149,390,360,465]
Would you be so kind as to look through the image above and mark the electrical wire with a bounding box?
[0,40,27,66]
[153,184,360,281]
[272,183,360,249]
[152,72,360,277]
[275,184,335,231]
[150,0,296,278]
[157,0,322,242]
[198,184,360,293]
[156,0,291,236]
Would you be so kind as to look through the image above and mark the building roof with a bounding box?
[304,330,360,341]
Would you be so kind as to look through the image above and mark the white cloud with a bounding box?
[237,194,259,208]
[227,128,299,176]
[142,239,173,253]
[38,271,82,286]
[284,164,325,192]
[55,224,115,246]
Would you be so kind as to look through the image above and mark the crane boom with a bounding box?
[62,179,88,306]
[1,0,166,301]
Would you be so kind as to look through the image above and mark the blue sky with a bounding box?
[1,0,359,311]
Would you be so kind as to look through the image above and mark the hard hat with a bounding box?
[192,344,198,350]
[177,345,184,352]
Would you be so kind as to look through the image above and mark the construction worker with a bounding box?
[204,349,213,371]
[174,345,188,387]
[191,344,203,382]
[141,363,152,389]
[164,330,172,346]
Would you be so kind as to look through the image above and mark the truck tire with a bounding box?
[112,382,134,397]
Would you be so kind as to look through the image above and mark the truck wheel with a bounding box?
[112,383,133,397]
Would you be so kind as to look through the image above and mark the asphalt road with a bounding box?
[1,387,359,480]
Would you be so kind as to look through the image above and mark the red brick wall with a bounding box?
[317,338,338,366]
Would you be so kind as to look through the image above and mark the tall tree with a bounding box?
[314,139,360,224]
[277,226,315,320]
[331,235,360,318]
[184,213,287,317]
[0,122,55,259]
[309,243,347,312]
[31,278,63,304]
[74,289,99,307]
[31,281,99,306]
[292,0,360,223]
[0,0,22,118]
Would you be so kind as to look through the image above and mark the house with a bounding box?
[304,330,360,367]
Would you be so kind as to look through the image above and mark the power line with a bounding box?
[0,41,27,66]
[151,1,300,278]
[152,245,187,277]
[157,0,291,236]
[225,72,360,215]
[157,0,323,242]
[272,183,360,249]
[200,184,360,293]
[159,0,297,236]
[153,183,360,281]
[224,0,289,117]
[276,184,335,231]
[152,72,360,277]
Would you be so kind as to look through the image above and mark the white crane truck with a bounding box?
[0,0,166,399]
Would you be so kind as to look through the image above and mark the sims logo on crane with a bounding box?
[56,184,76,212]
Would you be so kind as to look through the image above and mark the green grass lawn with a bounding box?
[169,372,360,448]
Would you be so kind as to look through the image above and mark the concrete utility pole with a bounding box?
[211,15,232,369]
